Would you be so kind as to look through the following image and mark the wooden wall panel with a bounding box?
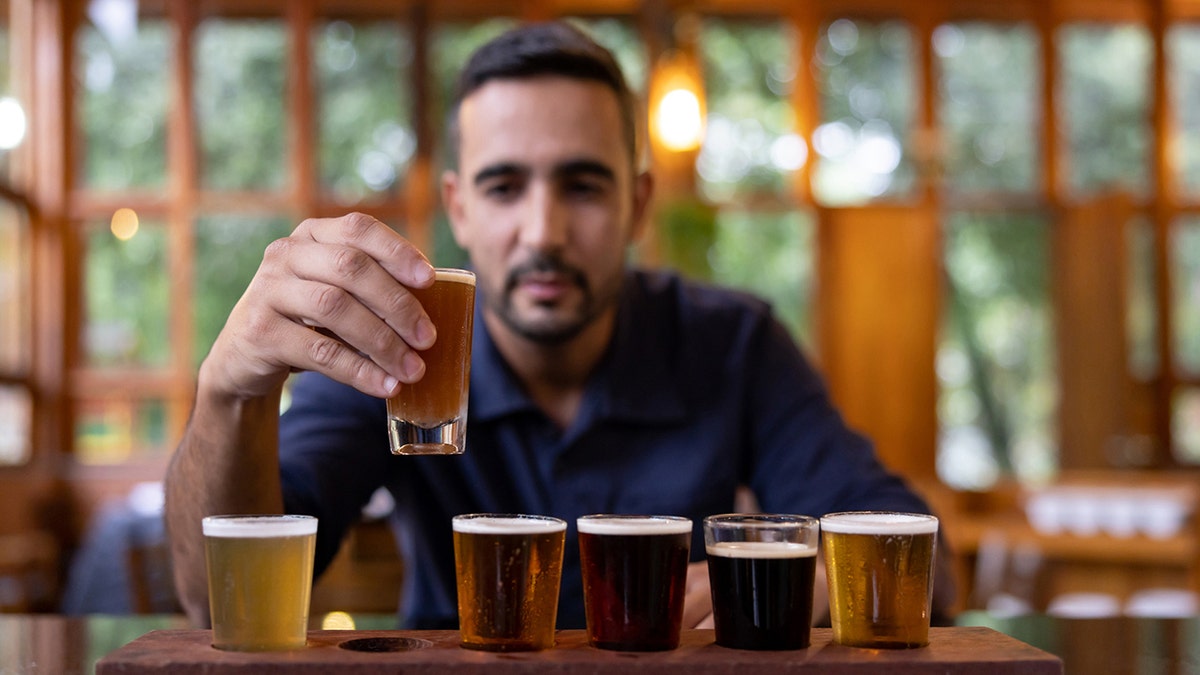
[816,206,941,480]
[1053,195,1134,469]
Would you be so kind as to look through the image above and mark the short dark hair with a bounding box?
[444,21,638,168]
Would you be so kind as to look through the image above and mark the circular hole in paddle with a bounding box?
[338,637,433,652]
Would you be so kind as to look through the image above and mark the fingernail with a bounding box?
[413,262,435,285]
[402,352,425,381]
[383,376,399,395]
[416,318,436,348]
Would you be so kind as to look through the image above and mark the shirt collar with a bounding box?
[469,270,688,425]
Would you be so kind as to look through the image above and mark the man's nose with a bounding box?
[518,184,568,251]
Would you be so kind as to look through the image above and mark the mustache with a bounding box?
[504,254,588,294]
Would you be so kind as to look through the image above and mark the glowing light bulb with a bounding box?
[655,88,704,152]
[0,98,27,150]
[111,208,139,241]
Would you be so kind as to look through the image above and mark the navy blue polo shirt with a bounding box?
[279,269,930,629]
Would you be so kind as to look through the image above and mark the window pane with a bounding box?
[193,215,294,368]
[936,22,1040,195]
[0,23,16,180]
[813,19,917,205]
[75,396,169,465]
[0,198,29,373]
[1059,24,1152,199]
[1127,217,1158,379]
[431,19,516,166]
[316,20,413,201]
[75,18,170,191]
[1169,24,1200,201]
[195,19,287,191]
[1172,387,1200,463]
[709,210,814,343]
[0,385,31,466]
[938,212,1055,488]
[570,18,648,95]
[1172,217,1200,374]
[83,218,170,368]
[699,19,799,203]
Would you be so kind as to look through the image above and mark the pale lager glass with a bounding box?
[577,515,692,651]
[387,268,476,454]
[452,514,566,652]
[704,514,818,650]
[202,514,318,651]
[821,511,938,649]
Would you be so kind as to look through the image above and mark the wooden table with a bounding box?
[95,627,1061,674]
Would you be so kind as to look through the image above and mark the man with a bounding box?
[165,21,953,630]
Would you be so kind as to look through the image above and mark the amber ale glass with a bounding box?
[387,268,476,454]
[202,515,318,651]
[452,514,566,652]
[577,515,692,651]
[703,514,818,650]
[821,511,938,649]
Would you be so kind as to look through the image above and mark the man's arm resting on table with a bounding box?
[163,377,285,627]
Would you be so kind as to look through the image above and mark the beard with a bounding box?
[488,253,617,345]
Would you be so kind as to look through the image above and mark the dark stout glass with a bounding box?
[706,541,817,650]
[577,515,692,651]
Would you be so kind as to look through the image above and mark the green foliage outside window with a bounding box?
[195,20,287,191]
[76,20,170,191]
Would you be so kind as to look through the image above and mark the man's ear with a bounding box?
[629,171,655,243]
[441,169,470,249]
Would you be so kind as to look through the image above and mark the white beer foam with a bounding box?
[202,515,318,538]
[577,516,693,536]
[453,515,566,535]
[706,541,818,559]
[820,512,938,535]
[435,268,476,286]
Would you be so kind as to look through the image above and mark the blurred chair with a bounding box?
[971,530,1043,616]
[1123,588,1199,618]
[0,530,59,612]
[1046,592,1122,618]
[61,482,180,614]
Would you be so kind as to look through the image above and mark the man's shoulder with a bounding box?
[629,268,773,320]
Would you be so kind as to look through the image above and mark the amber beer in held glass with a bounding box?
[820,511,938,649]
[704,514,819,650]
[202,515,318,651]
[452,514,566,652]
[387,268,475,454]
[577,515,692,651]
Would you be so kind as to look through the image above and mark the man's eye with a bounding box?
[484,182,519,199]
[565,181,604,199]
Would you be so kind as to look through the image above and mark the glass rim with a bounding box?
[703,513,817,529]
[577,514,692,535]
[451,512,567,533]
[201,514,317,537]
[432,267,476,284]
[819,510,939,534]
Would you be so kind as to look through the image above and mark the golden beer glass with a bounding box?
[452,513,566,652]
[202,514,318,651]
[387,268,476,454]
[820,511,938,649]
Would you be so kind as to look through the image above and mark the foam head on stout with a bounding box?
[577,515,692,651]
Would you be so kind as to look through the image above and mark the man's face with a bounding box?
[442,76,650,345]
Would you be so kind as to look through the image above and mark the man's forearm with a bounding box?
[164,379,285,626]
